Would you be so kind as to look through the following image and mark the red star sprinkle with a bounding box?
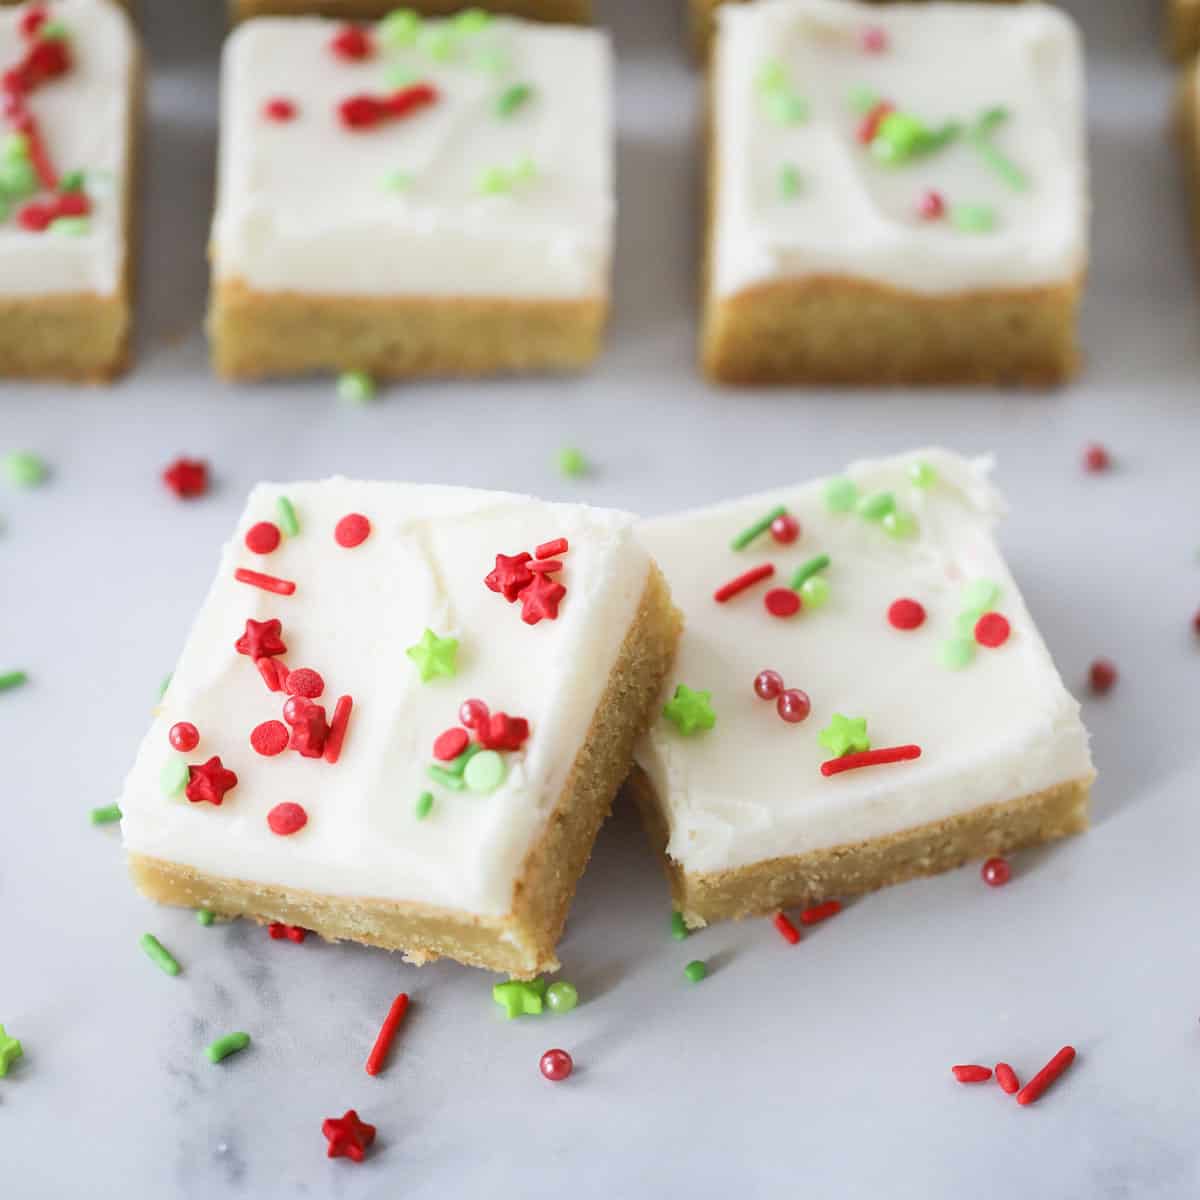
[267,802,308,836]
[322,1110,376,1162]
[162,457,208,499]
[485,552,534,602]
[185,757,238,806]
[236,618,287,660]
[250,720,290,757]
[519,572,566,625]
[477,712,530,752]
[330,24,372,60]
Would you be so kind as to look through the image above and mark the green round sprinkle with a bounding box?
[479,165,512,195]
[276,495,299,537]
[778,163,802,200]
[48,216,90,237]
[847,84,879,115]
[670,911,688,941]
[556,446,588,478]
[545,982,578,1013]
[160,757,189,797]
[2,132,28,161]
[415,790,434,820]
[951,203,996,233]
[158,672,173,701]
[824,477,858,512]
[39,19,69,40]
[3,450,46,488]
[90,803,122,826]
[961,579,1001,611]
[765,90,807,125]
[336,369,376,405]
[382,167,415,192]
[684,960,707,983]
[196,908,215,926]
[0,670,29,692]
[732,504,787,551]
[205,1031,250,1064]
[513,157,537,183]
[59,168,85,193]
[140,933,181,977]
[380,8,421,46]
[881,509,918,540]
[909,460,937,489]
[454,7,492,32]
[464,749,506,794]
[789,553,830,592]
[938,637,975,670]
[496,83,533,118]
[0,157,37,200]
[871,111,927,163]
[421,27,454,61]
[799,574,830,609]
[473,45,509,75]
[857,491,896,522]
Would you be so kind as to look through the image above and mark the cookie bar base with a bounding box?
[209,279,607,380]
[128,565,681,978]
[0,292,131,380]
[629,767,1092,928]
[1168,0,1200,61]
[1176,63,1200,257]
[229,1,589,22]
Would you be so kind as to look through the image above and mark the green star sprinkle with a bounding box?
[545,982,578,1013]
[556,446,588,478]
[961,579,1001,611]
[48,216,90,237]
[938,637,975,670]
[380,8,421,47]
[492,978,547,1019]
[406,628,459,682]
[196,908,215,926]
[800,574,830,608]
[778,163,802,200]
[663,685,716,736]
[496,83,533,118]
[670,911,689,941]
[90,803,121,825]
[415,791,434,820]
[857,491,896,522]
[0,670,28,692]
[337,369,376,405]
[684,960,708,983]
[882,509,918,540]
[824,477,858,512]
[464,749,506,794]
[951,203,996,233]
[909,460,938,489]
[818,713,870,758]
[0,1025,23,1077]
[3,450,47,488]
[160,757,189,797]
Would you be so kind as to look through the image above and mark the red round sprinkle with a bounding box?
[1083,442,1111,473]
[334,513,371,548]
[168,721,200,752]
[459,698,489,729]
[764,587,801,619]
[769,512,800,544]
[1088,658,1117,694]
[263,97,296,122]
[244,521,281,555]
[974,612,1011,648]
[887,598,926,630]
[282,695,309,725]
[918,189,945,220]
[860,25,887,53]
[17,201,51,231]
[162,457,208,499]
[330,24,372,60]
[981,856,1011,887]
[952,1065,993,1084]
[776,688,811,724]
[251,720,290,757]
[284,668,325,699]
[539,1048,573,1082]
[433,727,469,762]
[267,802,308,836]
[753,669,784,701]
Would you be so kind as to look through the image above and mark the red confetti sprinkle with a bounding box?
[330,24,372,60]
[981,856,1011,887]
[860,25,887,53]
[535,537,568,560]
[1016,1046,1076,1106]
[528,559,564,574]
[324,695,354,764]
[236,618,287,660]
[323,1110,376,1162]
[267,801,308,836]
[776,688,811,723]
[857,100,893,145]
[539,1049,573,1082]
[773,912,801,944]
[1083,443,1111,473]
[1088,658,1117,695]
[821,744,922,777]
[256,657,289,692]
[713,563,775,603]
[169,722,199,752]
[365,993,409,1077]
[284,668,324,699]
[485,552,534,601]
[520,572,566,624]
[244,521,282,555]
[799,900,841,926]
[952,1065,992,1084]
[334,513,371,549]
[477,712,530,752]
[234,568,296,596]
[433,727,469,761]
[162,457,208,499]
[250,720,290,757]
[185,756,238,806]
[459,698,489,729]
[888,597,926,630]
[269,922,307,942]
[974,612,1011,648]
[995,1063,1021,1095]
[769,512,800,544]
[764,587,801,619]
[287,700,329,758]
[754,669,784,700]
[263,96,296,121]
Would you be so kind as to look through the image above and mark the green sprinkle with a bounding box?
[765,90,808,125]
[3,450,47,488]
[464,749,506,794]
[478,165,513,195]
[778,163,802,200]
[684,960,708,983]
[48,216,90,237]
[799,574,830,609]
[276,495,299,537]
[662,684,716,736]
[968,107,1027,190]
[670,911,689,941]
[2,132,28,161]
[59,169,85,193]
[158,672,173,701]
[756,60,788,95]
[492,979,545,1018]
[731,505,787,551]
[951,203,996,233]
[380,8,421,47]
[140,933,181,977]
[384,63,419,90]
[337,369,376,405]
[824,477,858,512]
[454,7,492,32]
[420,27,454,61]
[39,19,69,39]
[0,1025,24,1077]
[160,757,189,797]
[818,713,870,757]
[857,491,896,522]
[0,156,37,200]
[196,908,215,926]
[443,742,483,777]
[955,609,985,638]
[406,628,458,682]
[961,579,1001,611]
[871,111,927,163]
[545,982,578,1013]
[909,460,938,489]
[847,84,879,115]
[415,790,434,820]
[472,45,509,75]
[556,446,588,478]
[789,553,830,592]
[882,509,918,540]
[513,156,537,182]
[382,167,415,192]
[90,803,122,826]
[205,1032,250,1064]
[938,637,975,670]
[427,764,466,791]
[0,198,9,224]
[496,83,533,118]
[0,670,28,692]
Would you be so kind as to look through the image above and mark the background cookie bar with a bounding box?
[208,11,612,379]
[119,480,680,977]
[1167,0,1200,60]
[702,0,1087,385]
[0,0,138,379]
[632,449,1093,928]
[230,1,590,22]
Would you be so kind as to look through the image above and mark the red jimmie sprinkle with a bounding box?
[245,522,282,555]
[334,513,371,548]
[269,922,307,943]
[799,900,841,926]
[528,559,564,574]
[267,801,308,836]
[339,93,386,128]
[365,992,410,1076]
[433,727,469,761]
[324,695,354,764]
[386,82,437,117]
[330,23,372,60]
[1088,658,1117,694]
[339,83,437,130]
[257,657,289,692]
[250,720,290,757]
[284,668,325,699]
[535,537,568,560]
[952,1065,992,1084]
[821,745,922,777]
[235,568,296,596]
[237,618,286,659]
[263,97,296,121]
[162,457,208,499]
[773,912,801,945]
[764,587,801,619]
[888,598,926,630]
[1016,1046,1076,1106]
[17,201,51,231]
[995,1063,1021,1095]
[857,100,893,145]
[169,722,200,752]
[713,563,774,603]
[974,612,1011,648]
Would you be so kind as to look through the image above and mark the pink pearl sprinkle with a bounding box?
[919,190,945,220]
[754,669,784,701]
[860,26,887,54]
[776,689,811,724]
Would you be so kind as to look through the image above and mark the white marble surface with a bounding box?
[2,1,1200,1196]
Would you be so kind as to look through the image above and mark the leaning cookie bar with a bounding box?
[1167,0,1200,60]
[0,0,137,379]
[119,481,680,977]
[230,2,589,22]
[631,449,1093,928]
[702,0,1087,385]
[209,12,612,380]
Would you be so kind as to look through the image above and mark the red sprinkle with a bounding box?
[267,801,308,836]
[244,521,282,555]
[1083,443,1111,473]
[485,552,534,601]
[268,922,307,943]
[338,93,386,129]
[256,657,289,692]
[365,992,410,1076]
[770,512,800,544]
[19,7,47,38]
[250,720,290,757]
[528,559,564,574]
[237,618,286,659]
[385,82,437,118]
[284,668,325,699]
[764,587,801,619]
[995,1062,1021,1095]
[535,537,568,560]
[330,24,372,60]
[263,96,296,122]
[185,756,238,806]
[459,698,489,729]
[54,190,88,217]
[776,688,811,723]
[162,457,208,499]
[287,700,329,758]
[235,568,297,596]
[334,513,371,548]
[1016,1046,1076,1106]
[539,1049,573,1082]
[519,572,566,624]
[857,100,893,145]
[773,912,801,945]
[981,856,1011,887]
[17,201,51,231]
[713,563,775,603]
[820,744,922,777]
[169,722,200,752]
[799,900,841,926]
[477,712,530,752]
[974,612,1011,648]
[433,727,469,761]
[918,190,945,220]
[323,1110,376,1162]
[952,1065,993,1084]
[860,25,888,53]
[324,695,354,764]
[888,597,926,630]
[1088,658,1117,695]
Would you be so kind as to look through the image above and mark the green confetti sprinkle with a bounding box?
[205,1031,250,1064]
[2,132,28,161]
[464,749,506,794]
[857,491,895,522]
[778,163,802,200]
[961,579,1001,611]
[824,477,858,512]
[415,791,434,820]
[882,509,918,540]
[196,908,215,926]
[938,637,975,670]
[427,764,466,791]
[765,90,808,125]
[454,7,492,33]
[799,574,830,608]
[90,803,122,826]
[684,960,708,983]
[789,553,830,592]
[380,8,421,47]
[662,685,716,736]
[420,26,454,61]
[0,1025,23,1077]
[158,672,173,701]
[909,460,938,489]
[337,369,376,405]
[3,450,46,488]
[276,495,299,537]
[492,978,546,1018]
[496,83,533,118]
[670,911,689,941]
[556,446,588,478]
[818,713,870,758]
[732,505,787,551]
[58,168,85,193]
[0,670,28,692]
[545,982,578,1013]
[847,84,879,115]
[384,63,419,90]
[382,167,415,192]
[140,933,181,977]
[48,216,90,237]
[951,203,996,233]
[406,628,458,682]
[160,757,189,797]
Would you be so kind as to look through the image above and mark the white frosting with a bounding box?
[119,480,650,918]
[0,0,134,297]
[212,15,612,298]
[635,449,1093,876]
[712,0,1087,297]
